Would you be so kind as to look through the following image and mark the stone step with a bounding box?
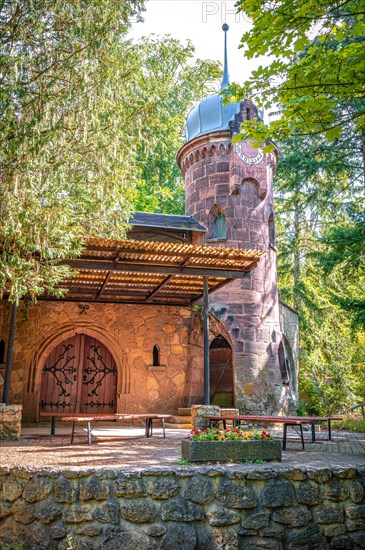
[177,407,192,416]
[172,415,193,424]
[165,422,192,430]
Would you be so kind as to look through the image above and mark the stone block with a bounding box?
[55,476,77,503]
[183,474,214,504]
[34,499,62,524]
[146,476,180,500]
[93,499,119,524]
[121,498,158,524]
[23,475,53,503]
[323,479,349,501]
[2,477,22,501]
[191,404,220,429]
[102,528,157,550]
[217,478,257,509]
[161,496,204,522]
[315,505,344,524]
[113,475,147,498]
[286,524,323,549]
[80,477,110,500]
[262,478,295,508]
[330,535,352,549]
[160,523,196,550]
[206,503,240,526]
[0,404,22,440]
[296,481,322,505]
[349,480,365,503]
[307,468,333,483]
[241,510,270,530]
[272,507,312,527]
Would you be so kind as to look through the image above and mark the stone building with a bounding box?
[0,27,299,423]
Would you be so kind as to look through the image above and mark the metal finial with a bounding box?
[221,24,229,91]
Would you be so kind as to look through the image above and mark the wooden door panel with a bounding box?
[39,336,80,413]
[80,336,117,414]
[40,335,117,415]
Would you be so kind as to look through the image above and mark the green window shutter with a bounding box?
[214,214,226,239]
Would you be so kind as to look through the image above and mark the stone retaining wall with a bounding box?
[0,464,364,549]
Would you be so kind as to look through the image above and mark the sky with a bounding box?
[128,0,268,86]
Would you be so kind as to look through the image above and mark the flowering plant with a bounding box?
[188,425,273,441]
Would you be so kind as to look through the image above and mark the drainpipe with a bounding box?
[203,277,210,405]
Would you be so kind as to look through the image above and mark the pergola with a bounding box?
[49,237,266,306]
[3,238,266,405]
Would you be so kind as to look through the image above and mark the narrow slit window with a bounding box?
[214,213,226,239]
[153,345,160,367]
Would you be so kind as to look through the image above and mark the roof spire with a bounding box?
[221,23,229,91]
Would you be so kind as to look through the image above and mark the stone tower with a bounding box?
[178,26,293,414]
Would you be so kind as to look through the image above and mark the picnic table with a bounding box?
[39,412,172,445]
[202,414,343,450]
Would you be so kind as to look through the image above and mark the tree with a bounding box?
[274,133,365,413]
[0,0,147,304]
[133,36,220,214]
[226,0,365,146]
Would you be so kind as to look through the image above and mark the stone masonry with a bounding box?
[0,301,191,423]
[0,464,364,549]
[178,126,293,414]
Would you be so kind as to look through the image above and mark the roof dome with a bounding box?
[185,24,240,142]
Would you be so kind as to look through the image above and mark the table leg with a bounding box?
[328,419,332,440]
[87,421,92,445]
[162,418,165,438]
[283,424,287,450]
[145,418,149,437]
[51,416,57,437]
[71,422,75,445]
[223,419,226,429]
[300,425,305,450]
[311,423,316,443]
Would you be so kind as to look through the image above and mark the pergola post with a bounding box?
[2,302,17,405]
[203,276,210,405]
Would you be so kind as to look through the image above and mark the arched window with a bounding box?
[0,340,4,363]
[208,205,226,240]
[214,213,226,239]
[153,345,160,367]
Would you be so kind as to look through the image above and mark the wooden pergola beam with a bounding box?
[84,245,259,263]
[62,260,252,279]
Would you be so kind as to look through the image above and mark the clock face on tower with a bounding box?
[235,143,263,165]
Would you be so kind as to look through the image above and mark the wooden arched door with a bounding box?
[209,335,234,407]
[39,335,117,415]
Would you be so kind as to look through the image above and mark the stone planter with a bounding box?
[181,438,282,463]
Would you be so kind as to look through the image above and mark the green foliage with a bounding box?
[0,3,218,302]
[0,0,146,303]
[339,418,365,432]
[227,0,365,142]
[132,36,220,214]
[274,132,365,415]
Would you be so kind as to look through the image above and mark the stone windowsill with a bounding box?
[207,238,227,243]
[147,365,167,371]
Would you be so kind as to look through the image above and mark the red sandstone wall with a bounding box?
[179,132,289,414]
[0,301,192,422]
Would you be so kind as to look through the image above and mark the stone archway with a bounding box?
[209,334,234,407]
[23,322,129,422]
[39,334,117,415]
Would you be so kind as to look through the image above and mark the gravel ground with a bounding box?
[0,424,364,472]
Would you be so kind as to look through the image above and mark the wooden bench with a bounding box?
[39,412,172,444]
[202,415,343,450]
